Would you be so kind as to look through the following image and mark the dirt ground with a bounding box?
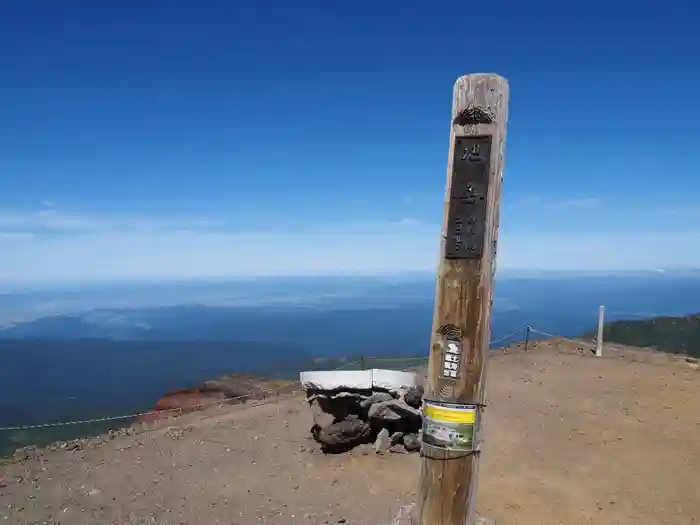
[1,340,699,525]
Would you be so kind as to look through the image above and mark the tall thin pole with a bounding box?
[414,74,509,525]
[596,305,605,357]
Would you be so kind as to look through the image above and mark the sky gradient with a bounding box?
[1,1,699,286]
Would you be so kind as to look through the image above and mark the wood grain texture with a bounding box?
[413,74,509,525]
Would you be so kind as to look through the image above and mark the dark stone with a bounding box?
[312,392,365,423]
[368,401,402,422]
[404,385,424,409]
[314,419,373,454]
[369,400,422,425]
[403,433,421,452]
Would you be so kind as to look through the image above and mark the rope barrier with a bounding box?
[0,323,597,434]
[2,361,370,433]
[489,327,526,346]
[0,388,299,433]
[528,328,592,346]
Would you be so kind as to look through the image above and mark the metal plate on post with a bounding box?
[445,136,492,260]
[445,199,486,259]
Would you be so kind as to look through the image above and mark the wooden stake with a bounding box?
[414,74,509,525]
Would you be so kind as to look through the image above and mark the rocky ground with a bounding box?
[1,339,700,525]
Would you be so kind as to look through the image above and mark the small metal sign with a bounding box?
[438,324,463,380]
[445,136,492,259]
[443,340,462,378]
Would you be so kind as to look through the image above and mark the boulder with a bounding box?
[369,400,422,425]
[404,385,424,409]
[368,401,402,422]
[309,392,366,423]
[359,392,394,408]
[314,418,372,454]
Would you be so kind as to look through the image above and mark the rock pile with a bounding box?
[306,385,424,454]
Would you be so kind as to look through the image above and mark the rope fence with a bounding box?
[0,389,294,433]
[0,316,623,436]
[528,327,593,346]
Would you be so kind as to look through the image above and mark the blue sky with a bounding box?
[1,0,699,286]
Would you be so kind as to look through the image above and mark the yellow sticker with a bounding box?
[423,401,476,424]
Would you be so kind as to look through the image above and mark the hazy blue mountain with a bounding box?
[3,272,699,340]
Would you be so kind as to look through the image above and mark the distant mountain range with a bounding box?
[4,272,700,341]
[2,272,700,456]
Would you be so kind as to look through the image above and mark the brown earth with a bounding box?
[1,339,700,525]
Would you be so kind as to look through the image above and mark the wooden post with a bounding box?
[595,305,605,357]
[414,74,509,525]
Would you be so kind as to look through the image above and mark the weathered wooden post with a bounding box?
[413,74,509,525]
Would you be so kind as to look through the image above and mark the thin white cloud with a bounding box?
[0,229,441,286]
[0,206,699,287]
